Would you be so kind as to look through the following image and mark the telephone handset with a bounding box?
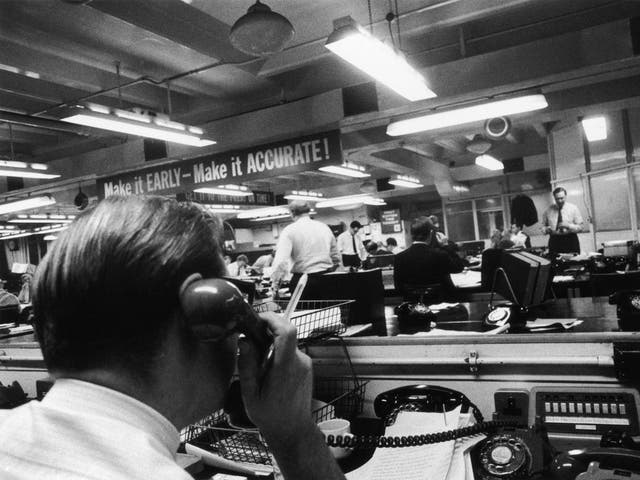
[551,447,640,479]
[374,384,483,424]
[179,277,274,428]
[326,385,518,449]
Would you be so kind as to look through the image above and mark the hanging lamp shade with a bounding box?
[229,1,295,56]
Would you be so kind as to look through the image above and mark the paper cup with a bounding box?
[317,418,354,459]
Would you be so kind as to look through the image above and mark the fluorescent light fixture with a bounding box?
[43,234,58,241]
[0,195,56,215]
[204,204,242,214]
[475,154,504,171]
[0,160,60,179]
[9,213,75,224]
[389,175,423,189]
[582,116,607,142]
[250,214,291,222]
[452,184,470,193]
[283,190,324,201]
[387,94,548,136]
[0,229,32,240]
[61,103,216,147]
[237,206,290,219]
[316,194,383,208]
[33,224,68,234]
[193,185,253,197]
[326,17,436,101]
[318,162,370,178]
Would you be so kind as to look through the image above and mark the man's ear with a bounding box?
[179,273,203,299]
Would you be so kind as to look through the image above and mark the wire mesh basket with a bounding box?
[254,299,353,344]
[181,376,367,469]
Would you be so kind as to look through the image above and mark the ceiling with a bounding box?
[2,0,640,215]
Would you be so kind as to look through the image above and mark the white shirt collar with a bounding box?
[43,379,180,456]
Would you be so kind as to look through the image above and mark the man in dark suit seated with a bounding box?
[394,216,464,301]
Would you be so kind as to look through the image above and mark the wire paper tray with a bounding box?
[254,299,353,343]
[181,377,367,468]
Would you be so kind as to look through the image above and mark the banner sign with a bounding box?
[381,208,402,234]
[97,130,342,199]
[176,190,274,206]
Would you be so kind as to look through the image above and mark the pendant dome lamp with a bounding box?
[229,1,295,56]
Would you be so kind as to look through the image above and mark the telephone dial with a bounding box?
[482,302,528,332]
[179,277,274,428]
[609,290,640,331]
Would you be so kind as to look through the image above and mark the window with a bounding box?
[476,197,504,240]
[590,171,630,231]
[445,201,474,242]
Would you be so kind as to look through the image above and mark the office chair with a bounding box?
[590,271,640,297]
[301,268,386,336]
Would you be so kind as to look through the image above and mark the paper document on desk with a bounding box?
[444,413,485,480]
[346,408,461,480]
[289,307,342,339]
[528,318,583,331]
[450,271,482,288]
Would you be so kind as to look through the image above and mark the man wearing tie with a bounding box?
[542,187,584,256]
[337,221,366,269]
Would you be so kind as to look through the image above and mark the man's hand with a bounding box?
[237,312,314,439]
[237,313,345,480]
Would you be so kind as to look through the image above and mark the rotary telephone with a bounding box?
[326,385,552,479]
[609,290,640,331]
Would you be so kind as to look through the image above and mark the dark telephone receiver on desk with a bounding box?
[325,385,640,479]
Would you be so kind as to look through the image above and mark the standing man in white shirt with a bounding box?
[271,200,340,293]
[0,196,345,480]
[337,220,366,269]
[542,186,584,256]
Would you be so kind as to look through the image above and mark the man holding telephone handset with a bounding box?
[0,196,345,480]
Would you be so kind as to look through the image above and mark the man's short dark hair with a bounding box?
[288,200,311,216]
[410,216,435,242]
[366,242,378,254]
[552,187,567,196]
[350,220,362,229]
[33,196,226,380]
[386,237,397,247]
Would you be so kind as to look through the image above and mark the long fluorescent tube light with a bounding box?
[453,184,470,193]
[250,214,292,222]
[475,154,504,171]
[387,94,548,136]
[193,185,253,197]
[9,214,75,224]
[43,234,58,241]
[0,229,31,240]
[0,195,56,215]
[0,160,60,179]
[582,116,607,142]
[283,190,324,201]
[204,205,242,214]
[326,17,436,101]
[237,206,290,219]
[389,175,423,189]
[318,162,370,178]
[316,194,382,208]
[61,104,216,147]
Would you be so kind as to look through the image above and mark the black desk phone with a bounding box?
[179,277,274,428]
[327,385,640,480]
[482,302,528,331]
[609,290,640,331]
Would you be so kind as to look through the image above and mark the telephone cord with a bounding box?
[326,420,519,449]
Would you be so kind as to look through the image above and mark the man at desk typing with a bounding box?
[394,216,464,300]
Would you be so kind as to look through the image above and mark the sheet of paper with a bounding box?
[346,408,461,480]
[528,318,583,330]
[445,413,485,480]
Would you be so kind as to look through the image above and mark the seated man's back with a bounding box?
[0,379,189,480]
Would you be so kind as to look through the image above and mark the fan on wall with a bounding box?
[229,1,295,56]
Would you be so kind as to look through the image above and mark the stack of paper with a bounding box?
[346,408,485,480]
